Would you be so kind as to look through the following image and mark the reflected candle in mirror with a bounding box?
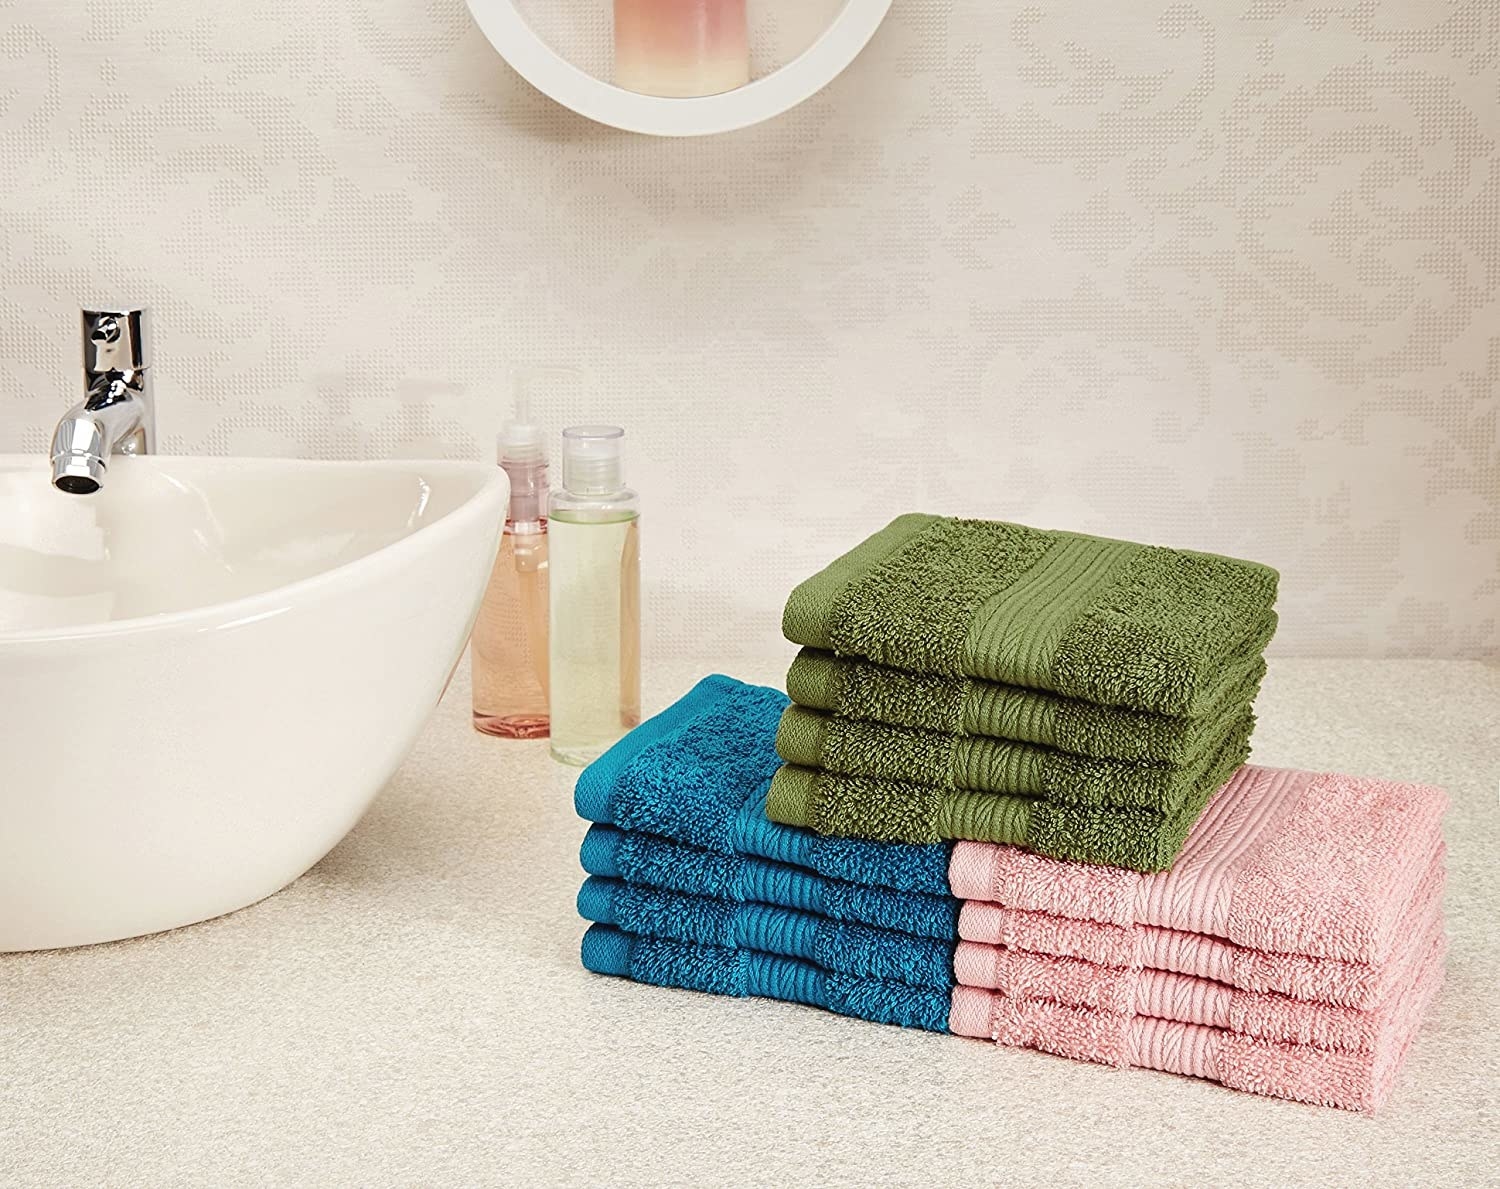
[614,0,750,98]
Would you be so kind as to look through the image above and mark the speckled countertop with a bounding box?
[3,658,1497,1187]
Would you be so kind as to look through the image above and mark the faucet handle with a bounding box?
[81,306,149,374]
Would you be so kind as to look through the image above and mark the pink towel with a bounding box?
[958,845,1446,1010]
[949,926,1446,1113]
[949,765,1447,965]
[954,890,1444,1054]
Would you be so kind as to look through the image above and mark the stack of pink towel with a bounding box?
[946,764,1448,1112]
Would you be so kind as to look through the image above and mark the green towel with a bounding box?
[782,514,1278,716]
[775,705,1255,811]
[785,639,1269,766]
[766,731,1250,873]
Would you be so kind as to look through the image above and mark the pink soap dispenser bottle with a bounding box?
[471,392,550,738]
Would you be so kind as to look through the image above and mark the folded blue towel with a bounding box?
[581,924,951,1033]
[579,877,954,989]
[574,675,952,896]
[580,825,957,940]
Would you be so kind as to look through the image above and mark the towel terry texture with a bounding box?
[785,642,1270,766]
[775,704,1256,809]
[579,878,953,990]
[583,925,951,1033]
[957,845,1447,1010]
[781,514,1279,716]
[949,927,1445,1114]
[953,877,1445,1053]
[765,712,1250,870]
[946,760,1449,1112]
[946,765,1448,964]
[575,675,959,1035]
[776,515,1278,874]
[580,825,957,940]
[575,675,951,895]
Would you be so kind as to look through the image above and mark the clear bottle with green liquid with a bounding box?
[547,425,641,765]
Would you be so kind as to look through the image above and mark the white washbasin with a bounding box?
[0,454,507,950]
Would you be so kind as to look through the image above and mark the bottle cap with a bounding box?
[562,425,625,495]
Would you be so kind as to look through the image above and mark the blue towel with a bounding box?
[579,877,954,989]
[580,825,957,940]
[574,675,952,896]
[581,924,951,1033]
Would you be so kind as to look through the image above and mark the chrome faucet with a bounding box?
[50,307,155,494]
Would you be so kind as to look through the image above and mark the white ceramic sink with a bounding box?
[0,454,508,950]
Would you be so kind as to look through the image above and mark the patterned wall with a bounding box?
[1,1,1495,659]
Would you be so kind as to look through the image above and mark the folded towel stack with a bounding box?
[572,515,1445,1113]
[574,675,958,1033]
[573,674,1447,1112]
[765,513,1281,872]
[946,764,1449,1112]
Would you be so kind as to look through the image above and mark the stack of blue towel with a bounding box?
[575,675,958,1031]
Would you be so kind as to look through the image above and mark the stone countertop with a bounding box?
[3,658,1497,1187]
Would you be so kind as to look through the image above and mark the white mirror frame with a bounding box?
[465,0,895,137]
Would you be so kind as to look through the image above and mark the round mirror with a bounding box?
[465,0,894,137]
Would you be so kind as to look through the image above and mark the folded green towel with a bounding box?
[765,727,1252,872]
[775,705,1254,811]
[785,638,1270,766]
[782,514,1278,716]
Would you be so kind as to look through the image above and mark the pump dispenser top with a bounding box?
[498,382,550,525]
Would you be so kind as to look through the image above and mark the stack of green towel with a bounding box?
[765,514,1279,872]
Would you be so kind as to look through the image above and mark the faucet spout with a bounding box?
[51,377,152,493]
[50,308,154,495]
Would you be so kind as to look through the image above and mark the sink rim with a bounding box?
[0,454,507,646]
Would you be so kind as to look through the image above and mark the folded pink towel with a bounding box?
[949,926,1446,1113]
[949,765,1447,965]
[954,887,1444,1053]
[958,845,1446,1010]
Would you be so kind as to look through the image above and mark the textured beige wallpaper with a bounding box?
[0,1,1495,660]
